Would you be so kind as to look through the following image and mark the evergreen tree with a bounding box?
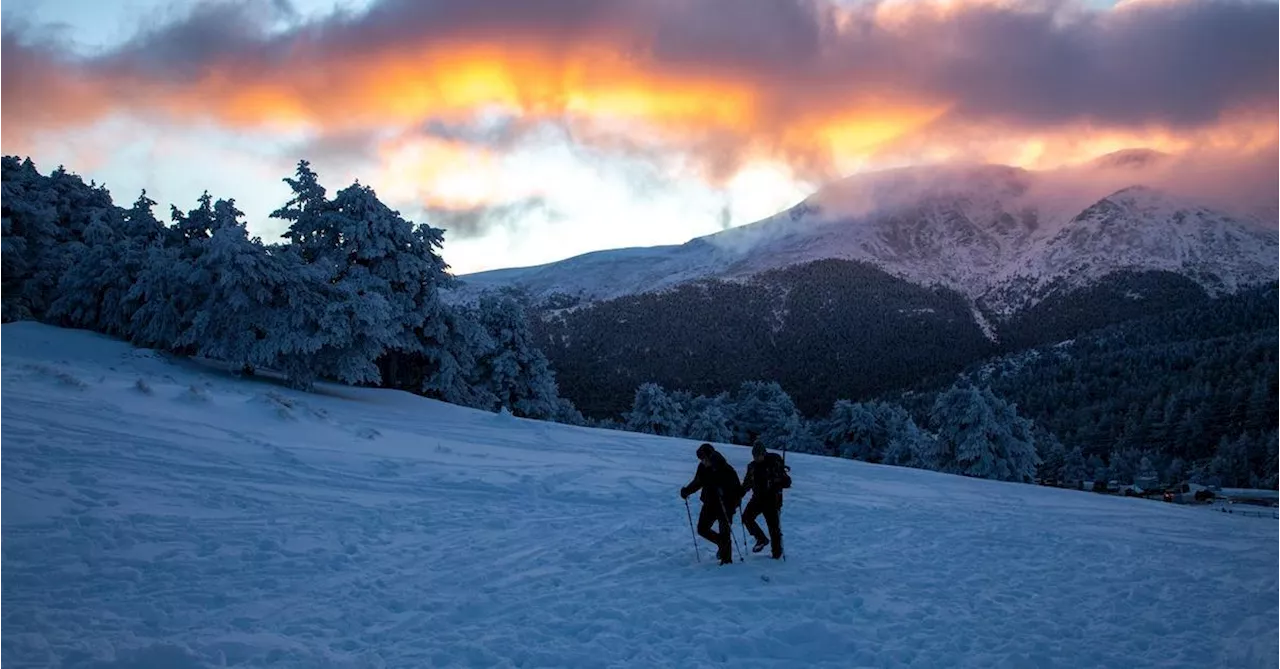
[46,203,137,335]
[625,383,685,436]
[1108,448,1141,485]
[552,397,585,426]
[269,161,454,386]
[1209,434,1251,488]
[731,380,800,449]
[819,400,929,466]
[787,417,828,456]
[684,394,733,443]
[929,383,1040,482]
[174,199,329,382]
[1060,446,1088,486]
[820,400,881,460]
[126,194,222,352]
[472,292,561,419]
[49,190,169,337]
[1034,426,1066,482]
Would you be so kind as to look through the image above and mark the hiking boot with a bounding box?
[752,538,769,553]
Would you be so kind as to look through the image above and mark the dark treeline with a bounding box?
[1,156,581,424]
[890,283,1279,488]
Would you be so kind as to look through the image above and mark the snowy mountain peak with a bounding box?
[450,159,1277,317]
[980,184,1279,314]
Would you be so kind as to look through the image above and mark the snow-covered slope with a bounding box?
[450,161,1278,313]
[985,186,1280,314]
[3,322,1278,668]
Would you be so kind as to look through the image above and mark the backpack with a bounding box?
[765,453,792,491]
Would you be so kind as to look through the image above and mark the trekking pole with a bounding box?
[684,499,700,563]
[736,501,751,557]
[769,442,786,562]
[716,496,742,562]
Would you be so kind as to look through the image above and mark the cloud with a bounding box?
[423,196,561,239]
[3,0,1275,185]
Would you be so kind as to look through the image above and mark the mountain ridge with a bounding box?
[449,158,1278,320]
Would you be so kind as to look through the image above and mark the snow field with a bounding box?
[2,323,1276,668]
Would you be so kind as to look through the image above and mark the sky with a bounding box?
[2,0,1276,275]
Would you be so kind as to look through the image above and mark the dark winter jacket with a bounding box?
[682,449,744,509]
[743,453,791,498]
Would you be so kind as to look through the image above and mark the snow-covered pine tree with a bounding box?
[684,393,733,443]
[819,400,929,466]
[552,397,585,426]
[786,416,828,457]
[929,383,1040,483]
[46,204,132,334]
[1033,426,1066,483]
[625,382,686,436]
[731,380,799,449]
[49,189,165,337]
[269,162,454,387]
[46,168,119,313]
[1,157,53,320]
[175,198,330,380]
[1,158,117,322]
[271,160,334,263]
[415,306,496,409]
[472,291,561,419]
[325,181,451,353]
[126,193,223,352]
[881,409,933,468]
[820,400,881,460]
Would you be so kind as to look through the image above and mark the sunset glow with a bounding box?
[2,0,1274,273]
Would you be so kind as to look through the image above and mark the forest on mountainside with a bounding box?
[530,258,994,417]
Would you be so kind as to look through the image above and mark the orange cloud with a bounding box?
[2,0,1275,188]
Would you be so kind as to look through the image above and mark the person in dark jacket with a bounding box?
[742,442,790,559]
[680,443,743,565]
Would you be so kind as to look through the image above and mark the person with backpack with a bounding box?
[741,442,790,559]
[680,443,744,565]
